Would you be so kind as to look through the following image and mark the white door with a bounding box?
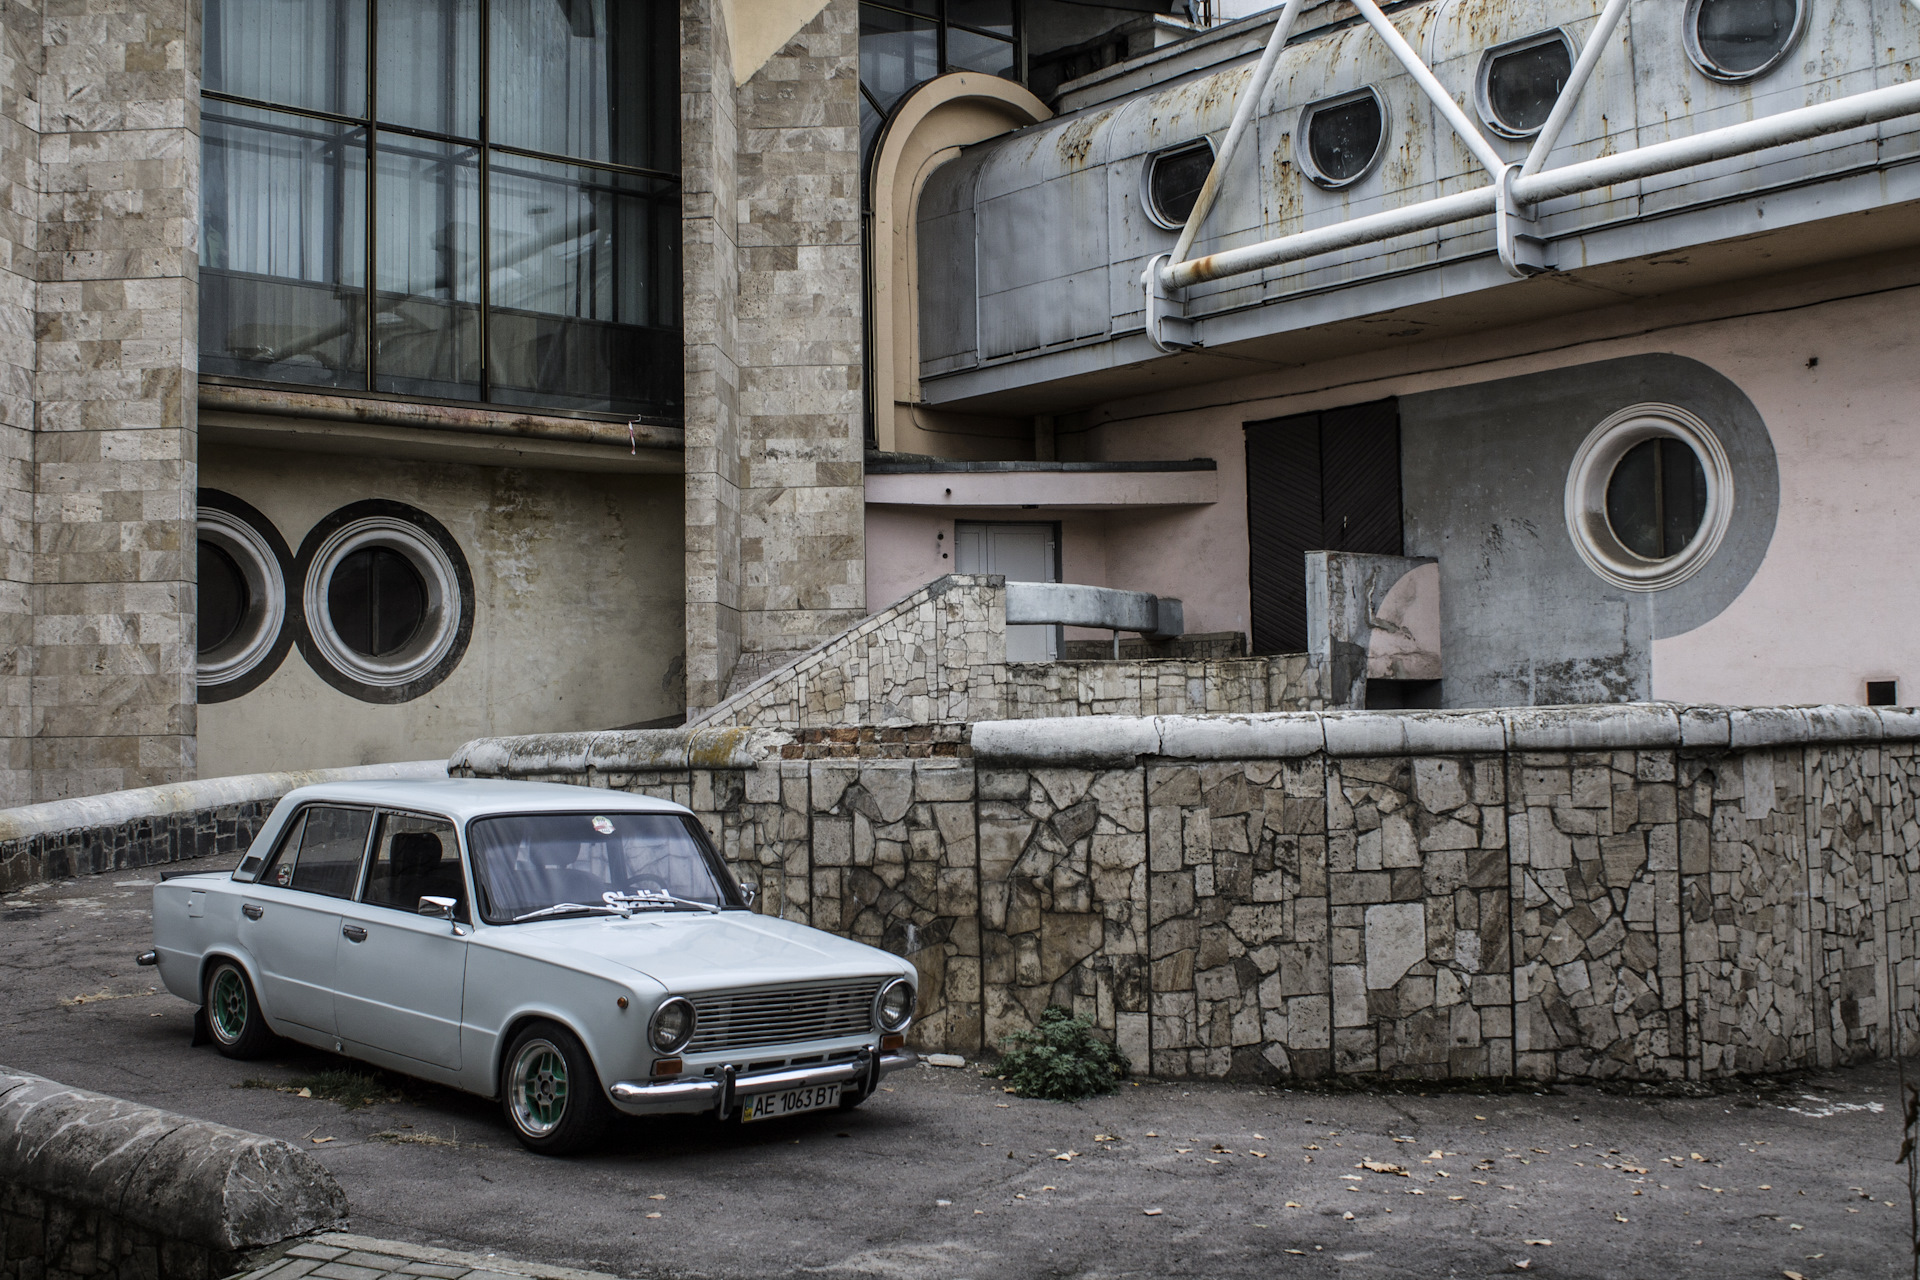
[955,521,1057,662]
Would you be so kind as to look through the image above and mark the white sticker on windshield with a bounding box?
[591,815,615,835]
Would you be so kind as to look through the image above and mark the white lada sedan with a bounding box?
[141,778,918,1154]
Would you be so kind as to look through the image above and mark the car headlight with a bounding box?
[649,997,695,1054]
[874,977,915,1033]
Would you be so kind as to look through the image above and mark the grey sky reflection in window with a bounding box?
[1485,37,1571,136]
[1694,0,1801,76]
[1605,437,1708,561]
[1305,93,1384,187]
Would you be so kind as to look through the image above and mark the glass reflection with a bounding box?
[201,103,367,387]
[375,134,481,400]
[948,0,1014,36]
[1487,40,1571,135]
[487,154,680,417]
[490,0,677,172]
[204,0,367,118]
[1695,0,1799,74]
[946,28,1015,78]
[1307,95,1383,185]
[861,6,940,113]
[378,0,480,138]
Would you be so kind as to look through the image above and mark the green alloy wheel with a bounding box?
[203,960,273,1059]
[500,1021,613,1156]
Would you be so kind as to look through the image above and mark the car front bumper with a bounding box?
[609,1047,918,1117]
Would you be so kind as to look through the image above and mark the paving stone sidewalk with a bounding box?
[241,1236,619,1280]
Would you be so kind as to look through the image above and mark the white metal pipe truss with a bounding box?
[1145,1,1920,354]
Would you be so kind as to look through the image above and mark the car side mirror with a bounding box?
[418,896,456,919]
[738,881,758,909]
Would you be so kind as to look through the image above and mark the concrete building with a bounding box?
[0,0,1914,801]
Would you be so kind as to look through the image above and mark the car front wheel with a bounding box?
[203,960,274,1059]
[502,1021,614,1156]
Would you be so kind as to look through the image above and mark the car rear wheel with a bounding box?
[203,960,274,1059]
[502,1021,613,1156]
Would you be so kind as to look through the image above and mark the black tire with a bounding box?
[500,1021,614,1156]
[203,960,274,1059]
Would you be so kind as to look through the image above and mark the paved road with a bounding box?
[1,857,1912,1280]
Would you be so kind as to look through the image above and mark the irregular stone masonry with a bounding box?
[689,575,1330,732]
[0,797,272,894]
[454,703,1920,1083]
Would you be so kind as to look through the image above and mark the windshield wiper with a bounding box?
[511,903,627,923]
[602,890,721,915]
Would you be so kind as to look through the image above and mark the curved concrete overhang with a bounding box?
[867,73,1050,455]
[914,0,1920,413]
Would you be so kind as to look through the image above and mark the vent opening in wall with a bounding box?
[1144,139,1214,230]
[1477,30,1574,139]
[1566,404,1734,592]
[1684,0,1806,82]
[197,490,295,703]
[1868,680,1899,707]
[295,499,474,703]
[1297,88,1386,190]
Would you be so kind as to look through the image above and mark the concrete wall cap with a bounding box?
[0,761,445,845]
[1677,705,1732,749]
[1876,707,1920,741]
[1321,710,1508,757]
[1154,714,1325,760]
[1504,703,1680,751]
[1728,706,1812,749]
[456,728,790,775]
[1802,704,1885,744]
[970,717,1161,765]
[0,1069,347,1251]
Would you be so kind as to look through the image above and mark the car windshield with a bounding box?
[466,812,729,924]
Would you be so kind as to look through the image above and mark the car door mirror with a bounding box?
[738,881,758,908]
[418,896,456,919]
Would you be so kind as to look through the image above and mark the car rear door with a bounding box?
[333,809,470,1070]
[240,805,375,1036]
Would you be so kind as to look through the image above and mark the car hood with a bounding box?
[475,909,913,995]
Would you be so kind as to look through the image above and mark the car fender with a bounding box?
[468,947,663,1101]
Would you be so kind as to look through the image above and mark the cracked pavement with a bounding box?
[0,856,1912,1280]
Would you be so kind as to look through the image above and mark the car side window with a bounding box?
[362,811,468,922]
[280,807,374,899]
[254,810,308,887]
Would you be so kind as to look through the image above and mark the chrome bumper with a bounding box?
[609,1048,918,1117]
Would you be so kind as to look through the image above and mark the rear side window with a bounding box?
[363,811,468,921]
[257,806,373,899]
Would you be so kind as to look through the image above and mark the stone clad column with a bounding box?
[27,0,199,798]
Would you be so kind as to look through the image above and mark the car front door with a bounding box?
[333,810,470,1070]
[240,805,375,1036]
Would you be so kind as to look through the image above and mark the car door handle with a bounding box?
[242,904,264,920]
[342,925,368,943]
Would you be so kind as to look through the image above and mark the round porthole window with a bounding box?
[295,500,473,702]
[1565,404,1734,592]
[197,491,294,702]
[1143,139,1215,230]
[1476,30,1574,139]
[1684,0,1806,82]
[1296,87,1387,190]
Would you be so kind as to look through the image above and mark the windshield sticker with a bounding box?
[591,816,615,835]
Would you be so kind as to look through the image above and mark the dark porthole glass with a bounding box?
[199,540,250,654]
[1147,141,1213,227]
[1605,437,1708,560]
[1485,37,1572,136]
[1305,93,1384,187]
[1694,0,1801,77]
[328,546,428,657]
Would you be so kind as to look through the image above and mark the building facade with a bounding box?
[0,0,1913,802]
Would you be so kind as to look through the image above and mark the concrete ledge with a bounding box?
[450,726,792,776]
[0,761,445,846]
[972,716,1162,766]
[0,1068,346,1252]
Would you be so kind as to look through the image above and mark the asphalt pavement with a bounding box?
[1,855,1912,1280]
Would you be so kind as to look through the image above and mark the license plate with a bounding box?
[739,1083,840,1122]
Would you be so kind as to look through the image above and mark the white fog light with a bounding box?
[875,978,915,1033]
[649,997,695,1053]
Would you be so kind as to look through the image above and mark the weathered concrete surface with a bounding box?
[0,1069,347,1251]
[0,862,1911,1280]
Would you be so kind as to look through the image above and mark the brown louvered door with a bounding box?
[1244,398,1402,655]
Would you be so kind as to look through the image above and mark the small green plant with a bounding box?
[994,1007,1130,1102]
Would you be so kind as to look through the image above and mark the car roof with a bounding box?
[272,777,694,823]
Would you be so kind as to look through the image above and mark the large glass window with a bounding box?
[859,0,1018,160]
[200,0,681,420]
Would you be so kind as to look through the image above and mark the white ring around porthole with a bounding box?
[1565,403,1735,593]
[197,506,287,688]
[301,516,464,689]
[1295,86,1389,191]
[1682,0,1808,83]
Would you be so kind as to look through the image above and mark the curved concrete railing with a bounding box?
[1004,581,1183,639]
[970,702,1920,764]
[449,726,787,777]
[0,1068,346,1260]
[0,760,446,892]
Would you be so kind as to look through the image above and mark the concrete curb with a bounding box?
[0,1068,347,1252]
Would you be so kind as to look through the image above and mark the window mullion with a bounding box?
[365,0,378,393]
[479,0,492,404]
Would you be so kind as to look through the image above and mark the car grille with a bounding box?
[687,979,882,1055]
